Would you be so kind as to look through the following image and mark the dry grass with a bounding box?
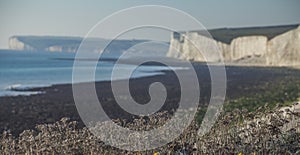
[1,102,300,154]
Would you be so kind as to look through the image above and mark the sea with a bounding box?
[0,50,177,96]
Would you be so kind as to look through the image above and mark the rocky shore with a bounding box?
[0,64,300,154]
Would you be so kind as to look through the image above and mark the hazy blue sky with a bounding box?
[0,0,299,49]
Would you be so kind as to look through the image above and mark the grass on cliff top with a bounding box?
[196,76,300,124]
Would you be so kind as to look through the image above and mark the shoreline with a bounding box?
[1,64,300,135]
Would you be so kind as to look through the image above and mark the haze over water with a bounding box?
[0,50,173,96]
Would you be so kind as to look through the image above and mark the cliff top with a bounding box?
[192,24,299,44]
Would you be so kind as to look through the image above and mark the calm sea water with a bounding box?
[0,50,173,96]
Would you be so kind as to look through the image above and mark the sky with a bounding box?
[0,0,299,49]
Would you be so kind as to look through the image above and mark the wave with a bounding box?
[0,90,45,97]
[0,84,48,97]
[5,84,51,91]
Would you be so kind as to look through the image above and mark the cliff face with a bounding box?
[8,36,148,53]
[9,37,35,51]
[9,36,82,52]
[167,32,221,62]
[230,36,267,61]
[267,26,300,66]
[167,25,300,67]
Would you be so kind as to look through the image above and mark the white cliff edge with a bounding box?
[167,25,300,67]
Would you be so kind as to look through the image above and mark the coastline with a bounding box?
[1,64,300,136]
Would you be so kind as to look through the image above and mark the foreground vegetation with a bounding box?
[1,100,299,154]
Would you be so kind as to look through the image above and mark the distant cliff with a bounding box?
[9,36,82,52]
[167,24,300,67]
[9,36,147,53]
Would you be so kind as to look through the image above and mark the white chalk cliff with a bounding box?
[167,25,300,67]
[9,36,82,52]
[8,36,148,53]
